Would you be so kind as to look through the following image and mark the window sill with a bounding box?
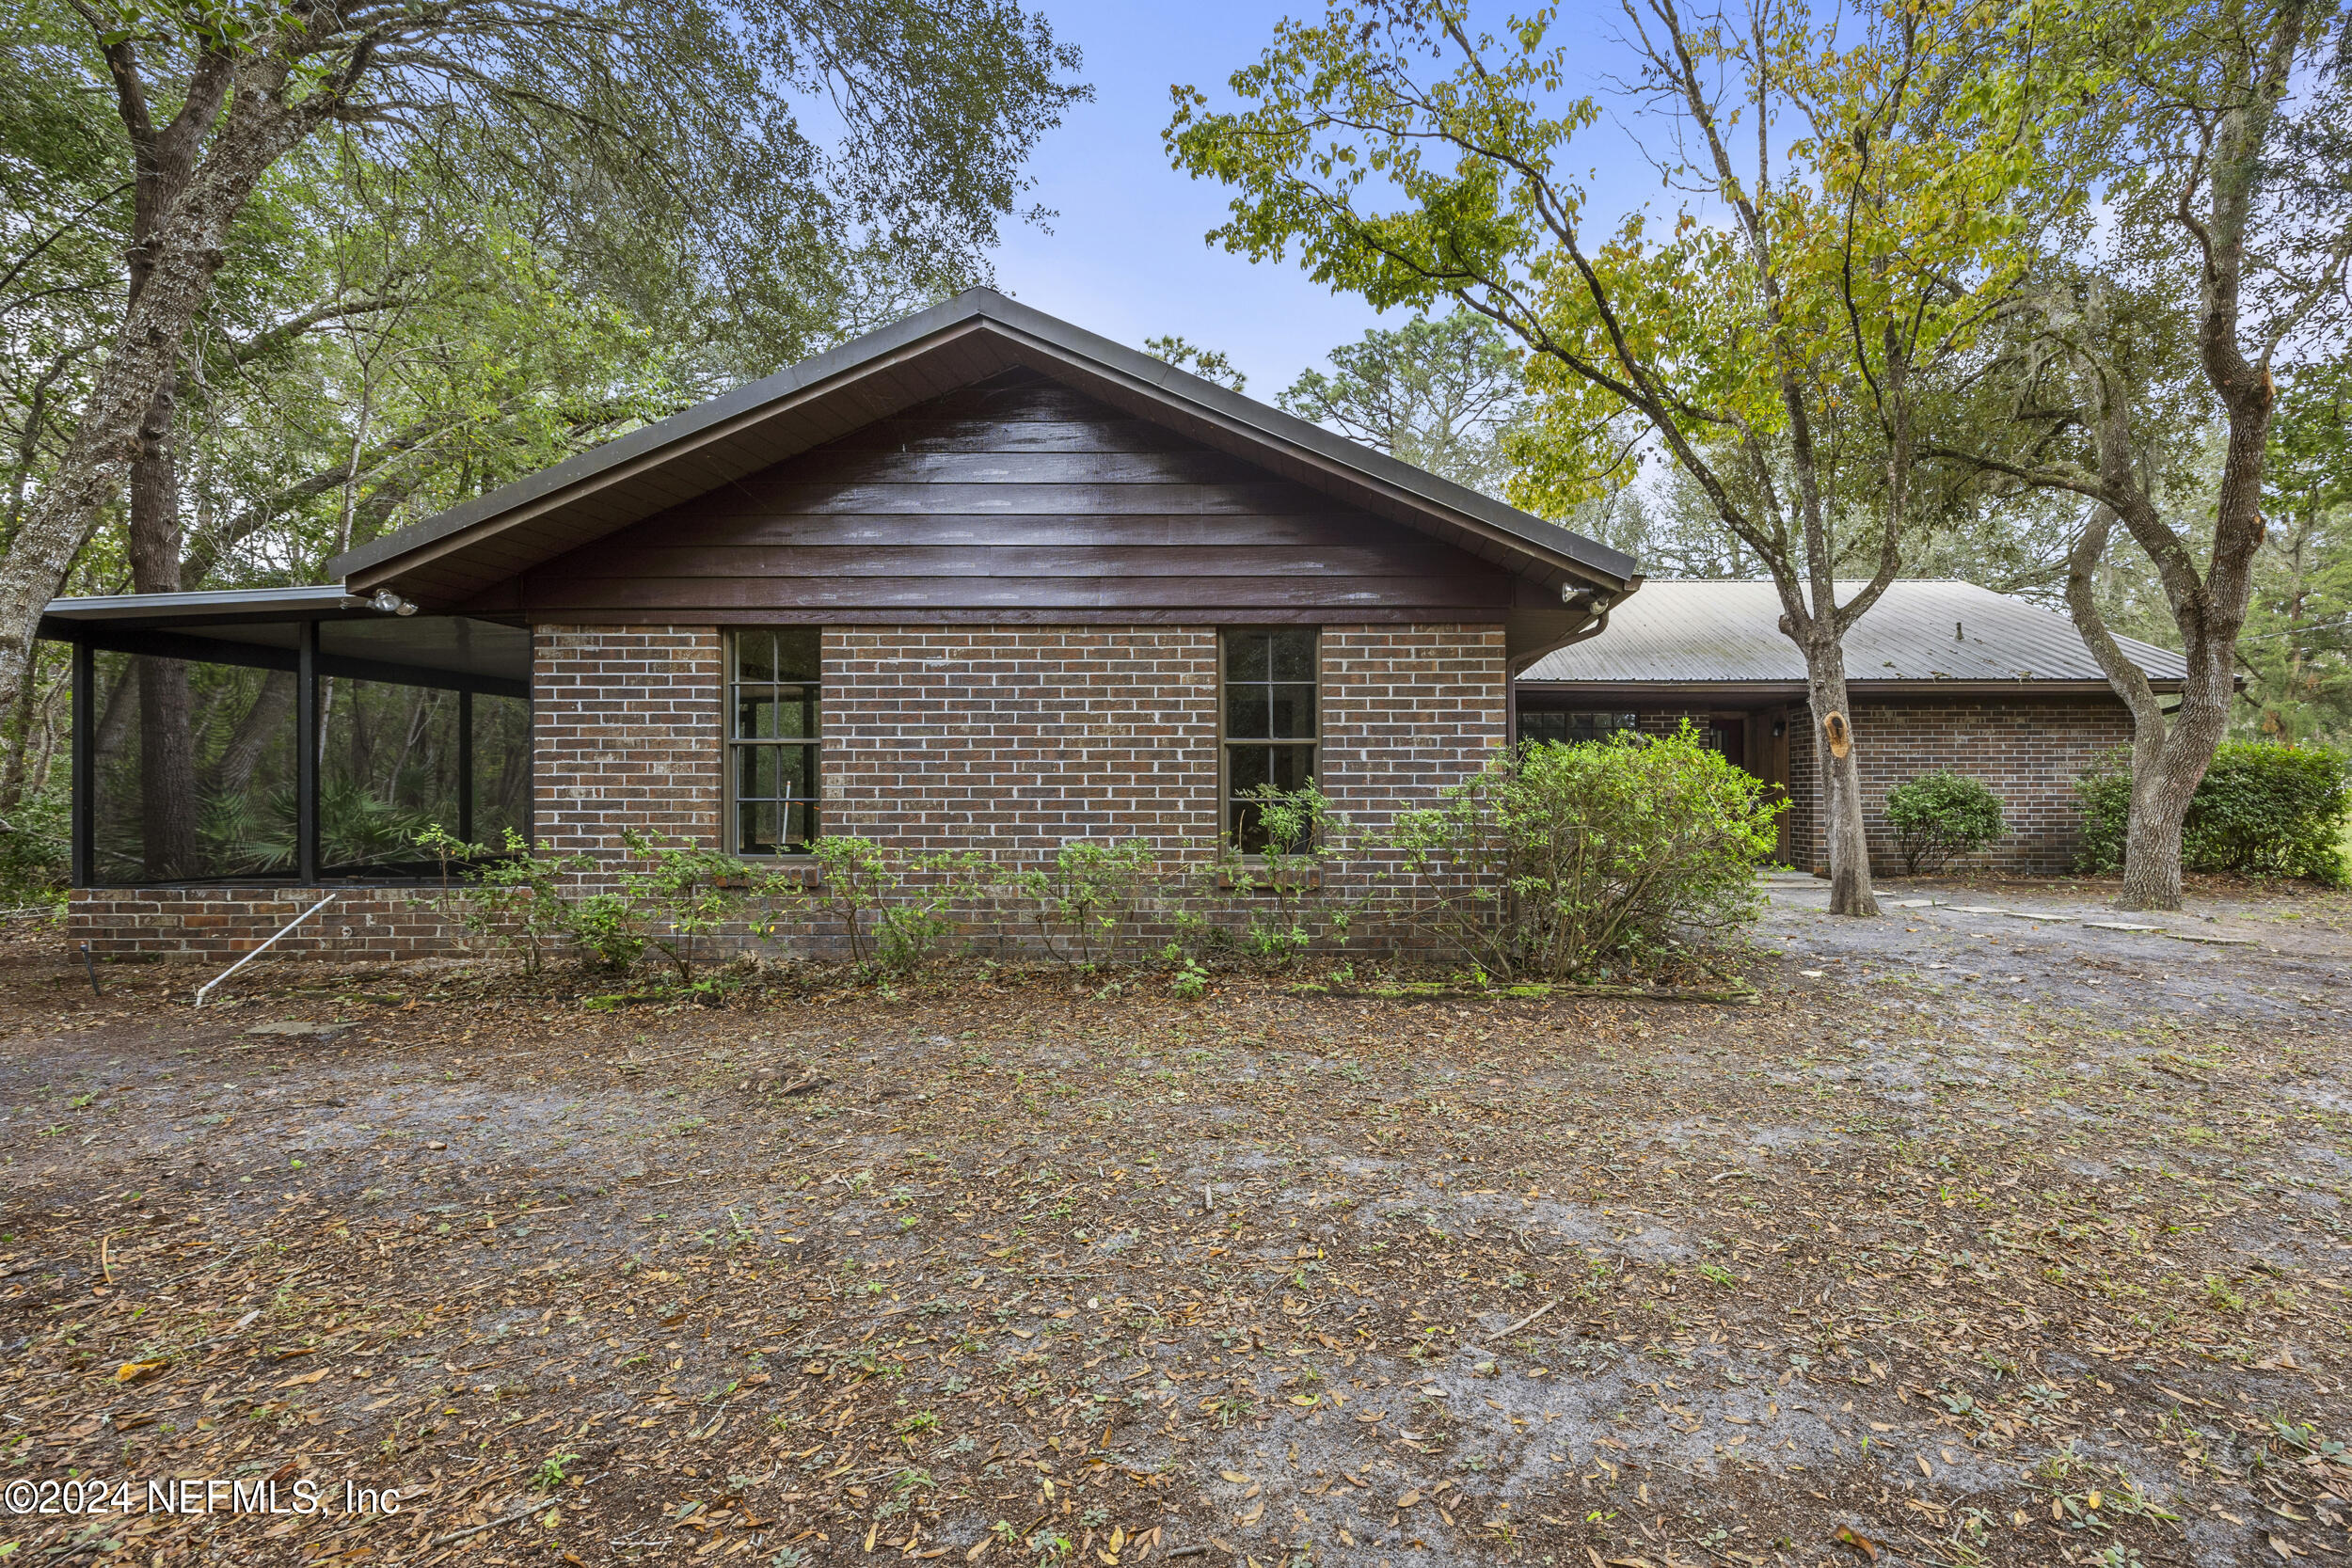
[1216,863,1322,892]
[713,860,821,890]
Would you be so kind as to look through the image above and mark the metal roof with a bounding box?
[325,287,1637,607]
[40,585,368,625]
[1518,579,2187,689]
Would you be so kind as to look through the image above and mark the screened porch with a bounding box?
[40,587,531,887]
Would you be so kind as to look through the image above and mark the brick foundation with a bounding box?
[69,886,472,961]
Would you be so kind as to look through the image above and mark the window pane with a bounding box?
[1228,743,1272,797]
[1226,631,1269,682]
[736,686,817,741]
[738,744,775,800]
[1269,629,1316,682]
[778,744,817,800]
[1268,684,1315,739]
[727,629,821,855]
[1521,711,1566,745]
[772,627,820,682]
[1268,743,1315,791]
[1227,686,1269,739]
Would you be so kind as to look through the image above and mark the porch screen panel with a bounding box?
[729,628,820,855]
[88,650,296,882]
[320,679,466,876]
[470,692,532,847]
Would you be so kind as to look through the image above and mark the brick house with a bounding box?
[50,289,1637,958]
[1517,579,2186,873]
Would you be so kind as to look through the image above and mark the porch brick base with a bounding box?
[69,887,471,961]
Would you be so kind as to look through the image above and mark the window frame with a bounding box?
[1216,626,1322,854]
[723,627,823,858]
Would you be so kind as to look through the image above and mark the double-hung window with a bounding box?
[1221,627,1318,851]
[727,628,820,855]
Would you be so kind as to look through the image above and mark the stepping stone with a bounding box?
[2000,910,2069,922]
[2162,931,2258,946]
[1953,905,2010,915]
[2082,921,2163,933]
[244,1022,354,1038]
[1888,899,1936,909]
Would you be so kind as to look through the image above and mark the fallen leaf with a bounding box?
[113,1359,166,1384]
[1833,1525,1881,1562]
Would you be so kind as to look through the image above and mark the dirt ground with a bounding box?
[4,873,2351,1568]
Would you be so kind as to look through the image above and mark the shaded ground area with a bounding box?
[3,875,2351,1568]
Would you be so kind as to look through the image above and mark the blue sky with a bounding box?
[987,0,1651,401]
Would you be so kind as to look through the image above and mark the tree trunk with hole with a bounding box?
[1803,638,1879,917]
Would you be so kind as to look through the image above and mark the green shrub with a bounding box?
[413,826,595,975]
[1883,771,2007,875]
[1381,722,1781,980]
[1007,838,1160,968]
[2074,741,2352,884]
[0,785,69,903]
[1221,780,1355,967]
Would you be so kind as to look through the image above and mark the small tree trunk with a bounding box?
[129,375,199,880]
[1804,640,1879,917]
[2121,763,2193,909]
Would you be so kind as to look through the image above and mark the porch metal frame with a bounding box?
[53,611,530,891]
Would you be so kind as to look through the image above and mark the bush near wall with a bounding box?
[2076,741,2352,884]
[1383,723,1783,980]
[1883,771,2006,875]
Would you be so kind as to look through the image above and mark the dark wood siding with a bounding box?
[471,370,1518,624]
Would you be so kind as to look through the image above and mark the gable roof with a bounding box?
[327,288,1636,609]
[1519,579,2188,690]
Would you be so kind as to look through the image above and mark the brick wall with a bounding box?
[70,621,1510,959]
[824,626,1220,855]
[1321,623,1509,842]
[70,886,470,961]
[532,625,723,857]
[1785,694,2130,874]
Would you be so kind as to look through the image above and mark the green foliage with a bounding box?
[1382,724,1780,980]
[1140,336,1245,390]
[442,830,595,977]
[2075,742,2352,884]
[1007,838,1159,968]
[0,783,68,903]
[1279,309,1528,497]
[1222,780,1353,967]
[618,830,753,983]
[774,837,986,980]
[1883,771,2008,875]
[2244,358,2352,745]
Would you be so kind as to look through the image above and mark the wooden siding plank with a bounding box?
[512,574,1511,611]
[530,544,1499,579]
[612,513,1394,549]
